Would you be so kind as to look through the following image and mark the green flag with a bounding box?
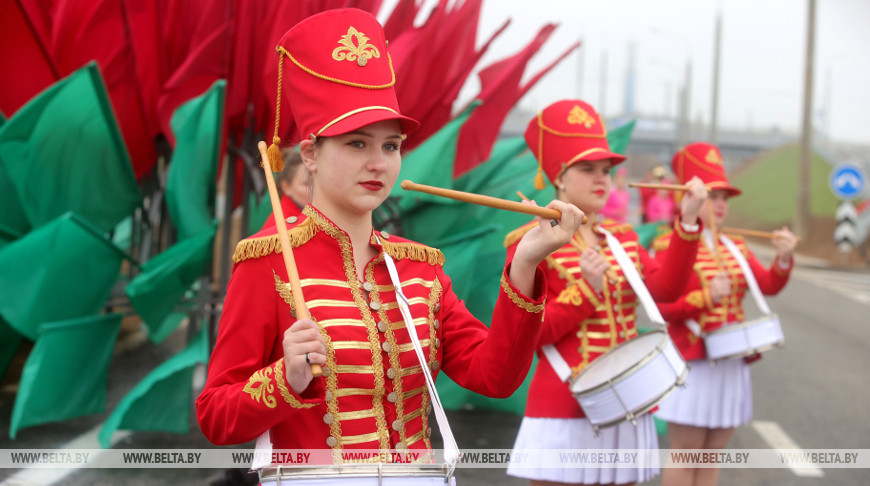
[0,158,28,241]
[0,212,127,340]
[99,322,209,447]
[607,119,636,155]
[635,221,672,250]
[10,313,122,438]
[0,107,26,242]
[0,63,140,233]
[166,80,225,241]
[126,224,217,343]
[0,316,24,381]
[247,191,272,237]
[391,102,479,212]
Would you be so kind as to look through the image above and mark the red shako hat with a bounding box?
[266,8,419,167]
[671,142,741,196]
[524,99,626,190]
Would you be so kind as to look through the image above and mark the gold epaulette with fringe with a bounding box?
[503,222,537,248]
[652,230,674,253]
[382,239,445,266]
[232,218,318,263]
[600,220,633,234]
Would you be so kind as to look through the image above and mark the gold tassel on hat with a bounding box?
[266,49,286,172]
[534,119,546,190]
[534,167,546,190]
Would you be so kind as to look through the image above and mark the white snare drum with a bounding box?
[704,314,784,363]
[570,330,688,432]
[259,463,454,486]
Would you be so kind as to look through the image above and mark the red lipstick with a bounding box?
[360,180,384,191]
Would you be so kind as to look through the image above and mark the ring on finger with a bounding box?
[305,353,311,365]
[550,220,559,227]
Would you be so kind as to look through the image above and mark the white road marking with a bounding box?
[0,324,174,485]
[0,424,131,485]
[792,267,870,306]
[751,420,824,477]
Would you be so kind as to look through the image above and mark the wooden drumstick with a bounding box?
[629,182,688,191]
[402,180,588,224]
[258,141,322,378]
[706,202,724,271]
[721,227,802,243]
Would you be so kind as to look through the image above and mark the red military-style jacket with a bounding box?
[197,206,547,458]
[505,219,701,419]
[652,231,792,361]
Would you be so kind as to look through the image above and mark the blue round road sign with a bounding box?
[829,164,866,200]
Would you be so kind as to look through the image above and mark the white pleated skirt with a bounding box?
[506,415,660,484]
[655,358,752,429]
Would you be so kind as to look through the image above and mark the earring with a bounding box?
[559,184,565,191]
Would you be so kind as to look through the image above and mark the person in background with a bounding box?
[653,142,797,486]
[259,148,310,231]
[504,99,708,486]
[600,166,630,223]
[645,176,677,224]
[640,165,667,223]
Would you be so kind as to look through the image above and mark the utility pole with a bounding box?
[709,9,722,144]
[576,37,585,100]
[599,49,608,116]
[794,0,816,237]
[680,60,693,148]
[624,42,636,117]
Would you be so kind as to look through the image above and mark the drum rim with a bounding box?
[571,330,679,394]
[708,341,785,363]
[258,463,452,480]
[584,365,689,429]
[703,313,780,336]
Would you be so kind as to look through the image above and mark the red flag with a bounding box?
[453,24,578,177]
[404,16,510,150]
[383,0,422,41]
[0,0,59,115]
[392,0,450,118]
[225,0,272,134]
[157,21,232,146]
[119,0,162,137]
[33,0,157,178]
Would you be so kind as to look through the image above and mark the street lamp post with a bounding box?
[794,0,816,238]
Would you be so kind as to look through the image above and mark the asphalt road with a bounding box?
[1,257,868,486]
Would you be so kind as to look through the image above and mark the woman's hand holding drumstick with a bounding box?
[257,141,324,388]
[510,199,586,296]
[517,190,619,285]
[677,177,708,226]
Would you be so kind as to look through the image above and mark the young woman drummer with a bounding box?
[653,142,796,486]
[504,99,709,486]
[196,8,585,463]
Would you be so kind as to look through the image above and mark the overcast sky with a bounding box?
[380,0,870,145]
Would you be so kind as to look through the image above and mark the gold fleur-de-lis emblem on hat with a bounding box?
[567,105,596,129]
[705,148,722,165]
[332,26,381,67]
